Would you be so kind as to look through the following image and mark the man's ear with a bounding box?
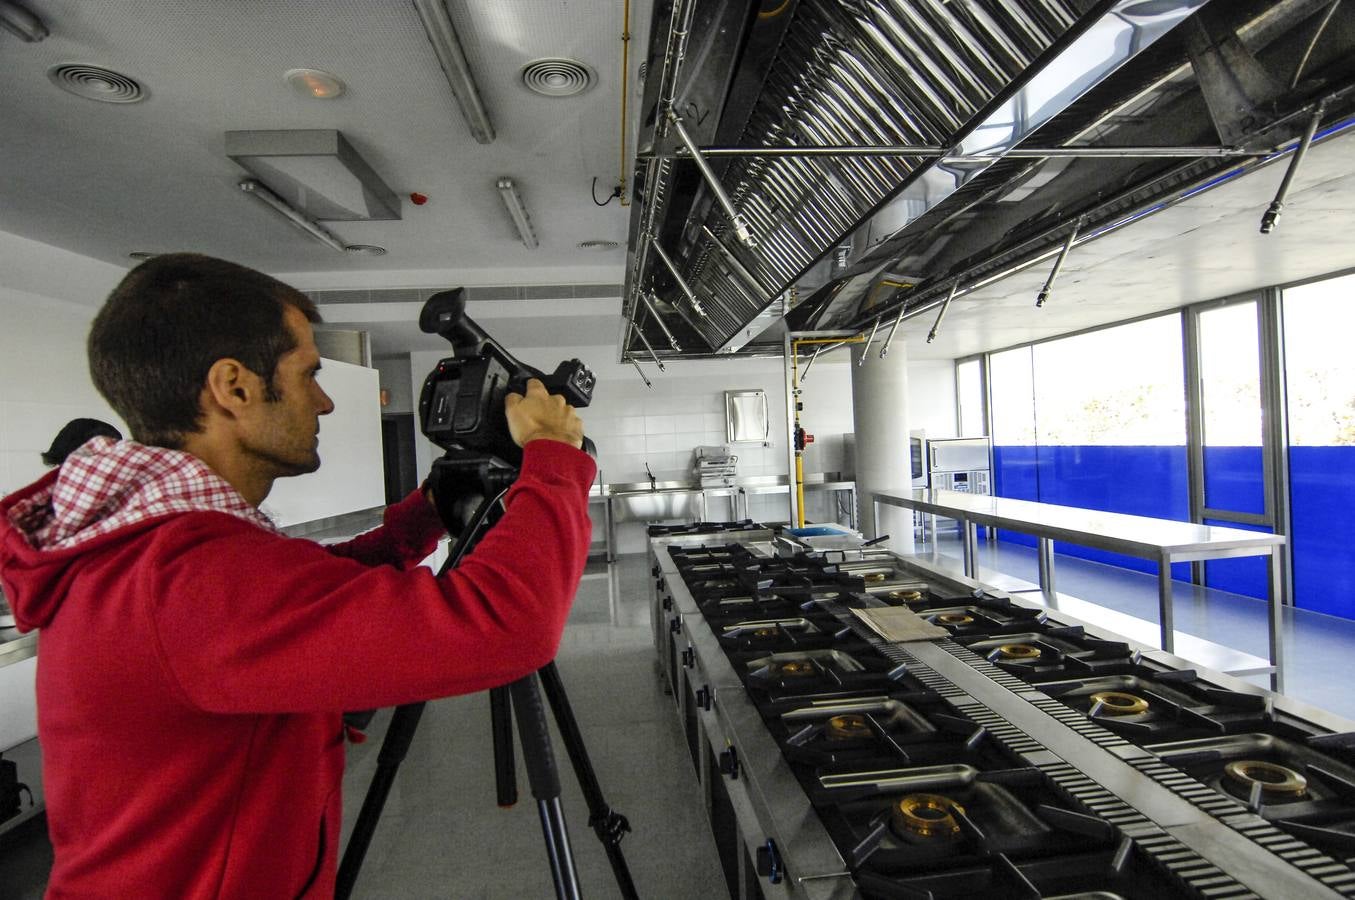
[202,358,261,417]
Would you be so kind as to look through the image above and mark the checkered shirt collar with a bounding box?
[9,437,279,551]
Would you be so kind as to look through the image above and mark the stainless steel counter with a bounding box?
[873,488,1288,690]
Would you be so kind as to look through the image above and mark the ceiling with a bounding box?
[2,1,1354,367]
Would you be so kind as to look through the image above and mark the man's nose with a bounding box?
[317,385,335,416]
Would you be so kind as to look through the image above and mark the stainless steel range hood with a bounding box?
[621,0,1355,361]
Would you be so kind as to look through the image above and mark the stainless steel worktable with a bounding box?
[872,488,1287,691]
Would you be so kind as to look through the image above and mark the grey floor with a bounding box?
[0,554,727,899]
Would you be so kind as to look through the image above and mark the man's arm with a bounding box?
[322,488,446,570]
[147,440,596,713]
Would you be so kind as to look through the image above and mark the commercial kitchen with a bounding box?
[3,1,1355,897]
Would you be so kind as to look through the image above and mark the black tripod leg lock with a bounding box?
[589,808,632,847]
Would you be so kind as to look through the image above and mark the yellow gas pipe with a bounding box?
[788,335,865,528]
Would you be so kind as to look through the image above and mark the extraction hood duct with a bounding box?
[623,0,1355,360]
[226,129,401,221]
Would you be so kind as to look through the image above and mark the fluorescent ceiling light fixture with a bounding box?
[497,177,537,249]
[0,0,47,42]
[412,0,495,144]
[226,130,400,221]
[238,179,347,252]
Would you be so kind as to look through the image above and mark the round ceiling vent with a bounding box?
[578,240,620,251]
[521,58,595,97]
[344,244,387,257]
[48,64,146,103]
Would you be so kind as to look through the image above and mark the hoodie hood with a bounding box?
[0,437,277,631]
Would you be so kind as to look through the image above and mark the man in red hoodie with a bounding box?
[0,253,596,898]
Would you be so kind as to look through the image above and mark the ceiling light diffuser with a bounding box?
[285,68,345,99]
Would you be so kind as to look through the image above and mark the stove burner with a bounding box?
[997,644,1042,661]
[888,589,924,603]
[752,627,778,638]
[935,613,974,626]
[779,661,817,677]
[1089,691,1149,715]
[1223,760,1308,799]
[891,793,965,842]
[861,572,888,584]
[825,714,872,741]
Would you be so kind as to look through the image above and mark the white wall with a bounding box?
[0,233,127,495]
[262,359,386,528]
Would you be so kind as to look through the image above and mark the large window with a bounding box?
[989,314,1189,573]
[956,357,986,437]
[1284,272,1355,616]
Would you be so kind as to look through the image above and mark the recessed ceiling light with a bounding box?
[521,58,595,97]
[344,244,387,256]
[285,68,345,99]
[578,240,620,251]
[128,251,157,260]
[48,64,146,103]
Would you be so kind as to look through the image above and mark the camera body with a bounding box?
[417,288,596,468]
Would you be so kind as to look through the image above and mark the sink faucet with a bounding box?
[645,462,656,491]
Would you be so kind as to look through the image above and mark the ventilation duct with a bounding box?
[226,129,401,221]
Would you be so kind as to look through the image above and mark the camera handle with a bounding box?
[336,456,637,900]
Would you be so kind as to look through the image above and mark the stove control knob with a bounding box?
[655,576,666,592]
[695,685,711,710]
[651,564,661,577]
[718,746,740,780]
[755,839,783,885]
[670,617,682,635]
[662,595,673,611]
[681,647,695,669]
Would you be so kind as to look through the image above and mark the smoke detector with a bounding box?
[48,64,146,103]
[521,58,595,97]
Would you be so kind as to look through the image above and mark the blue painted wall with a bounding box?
[1290,446,1355,617]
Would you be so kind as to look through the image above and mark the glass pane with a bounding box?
[1198,301,1265,515]
[956,358,985,437]
[1284,272,1355,616]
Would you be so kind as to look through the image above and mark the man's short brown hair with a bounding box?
[88,253,320,448]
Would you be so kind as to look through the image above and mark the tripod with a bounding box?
[336,454,638,900]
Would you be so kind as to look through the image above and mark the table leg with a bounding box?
[1269,548,1285,693]
[605,498,615,564]
[962,520,978,578]
[1157,558,1175,654]
[1037,537,1056,600]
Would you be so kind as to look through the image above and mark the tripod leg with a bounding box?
[509,674,582,900]
[538,663,639,900]
[490,685,517,807]
[336,702,427,900]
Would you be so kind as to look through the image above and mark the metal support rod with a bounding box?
[667,111,755,247]
[700,224,764,296]
[1035,220,1080,307]
[649,239,705,317]
[927,281,960,343]
[639,291,680,350]
[239,179,347,252]
[626,355,652,387]
[880,304,907,359]
[799,345,823,384]
[858,317,882,366]
[1261,102,1326,234]
[665,144,1257,159]
[630,315,666,372]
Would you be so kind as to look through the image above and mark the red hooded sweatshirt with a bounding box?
[0,437,595,899]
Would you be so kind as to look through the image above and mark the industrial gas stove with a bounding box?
[648,524,1355,900]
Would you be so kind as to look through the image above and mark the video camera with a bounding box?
[417,288,596,470]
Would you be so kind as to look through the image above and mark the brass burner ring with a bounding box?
[997,644,1042,660]
[888,590,924,603]
[1089,691,1149,715]
[892,794,965,840]
[825,714,872,740]
[751,627,778,638]
[935,613,974,626]
[1224,760,1309,798]
[779,661,816,677]
[862,572,888,584]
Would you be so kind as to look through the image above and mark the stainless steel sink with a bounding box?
[608,481,702,522]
